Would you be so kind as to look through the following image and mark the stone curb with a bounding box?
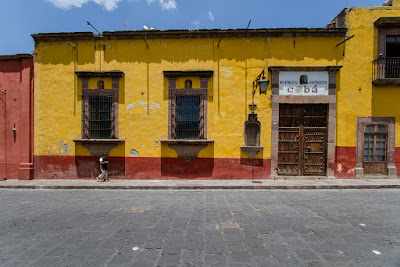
[0,184,400,190]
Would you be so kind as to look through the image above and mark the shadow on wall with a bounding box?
[160,143,214,178]
[36,37,343,67]
[74,143,126,178]
[240,149,264,167]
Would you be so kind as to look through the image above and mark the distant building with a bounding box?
[28,0,400,180]
[0,54,34,180]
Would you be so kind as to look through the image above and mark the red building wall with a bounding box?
[0,54,34,180]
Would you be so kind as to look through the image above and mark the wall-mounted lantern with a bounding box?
[241,69,268,159]
[251,69,269,113]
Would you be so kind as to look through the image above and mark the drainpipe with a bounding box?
[0,90,6,180]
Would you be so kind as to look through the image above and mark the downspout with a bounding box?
[0,90,6,180]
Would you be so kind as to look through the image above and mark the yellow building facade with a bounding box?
[32,1,400,179]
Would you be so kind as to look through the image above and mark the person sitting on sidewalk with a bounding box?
[97,153,109,182]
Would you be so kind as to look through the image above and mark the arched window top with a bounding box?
[185,79,192,89]
[300,74,308,85]
[97,80,104,89]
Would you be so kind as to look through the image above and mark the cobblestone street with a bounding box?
[0,189,399,266]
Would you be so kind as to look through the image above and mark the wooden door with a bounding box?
[363,125,387,175]
[278,104,327,176]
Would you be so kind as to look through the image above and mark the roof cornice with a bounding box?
[0,54,33,61]
[31,28,347,42]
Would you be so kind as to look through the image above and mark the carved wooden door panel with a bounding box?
[278,104,327,176]
[278,105,301,176]
[302,105,327,176]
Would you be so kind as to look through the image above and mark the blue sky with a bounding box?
[0,0,386,55]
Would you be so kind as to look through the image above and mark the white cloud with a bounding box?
[47,0,122,11]
[208,11,214,21]
[160,0,176,10]
[146,0,176,10]
[47,0,177,11]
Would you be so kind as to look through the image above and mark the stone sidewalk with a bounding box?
[0,178,400,190]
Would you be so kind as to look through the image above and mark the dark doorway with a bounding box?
[385,35,400,78]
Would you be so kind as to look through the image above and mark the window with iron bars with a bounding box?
[82,90,117,139]
[169,89,207,139]
[176,96,201,139]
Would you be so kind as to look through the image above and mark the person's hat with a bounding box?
[102,153,107,156]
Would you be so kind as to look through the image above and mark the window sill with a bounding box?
[373,78,400,85]
[241,146,264,159]
[73,139,125,157]
[160,139,214,145]
[160,139,214,163]
[73,139,125,143]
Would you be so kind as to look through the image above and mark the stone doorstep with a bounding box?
[273,176,329,180]
[363,175,391,179]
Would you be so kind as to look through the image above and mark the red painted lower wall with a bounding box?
[31,146,400,180]
[335,146,356,179]
[395,147,400,177]
[34,155,271,180]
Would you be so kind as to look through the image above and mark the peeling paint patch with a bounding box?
[130,149,139,157]
[127,101,160,111]
[336,163,343,173]
[62,144,69,154]
[130,122,134,125]
[221,65,233,78]
[58,141,69,154]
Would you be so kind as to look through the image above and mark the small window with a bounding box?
[168,88,207,140]
[363,124,387,164]
[82,90,117,139]
[386,36,397,43]
[185,80,192,89]
[365,125,375,133]
[88,94,113,139]
[386,35,400,43]
[377,125,387,132]
[97,80,104,89]
[299,74,308,85]
[176,96,200,139]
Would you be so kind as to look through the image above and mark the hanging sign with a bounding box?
[279,71,329,96]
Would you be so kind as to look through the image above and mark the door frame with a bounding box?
[270,66,341,179]
[356,117,396,178]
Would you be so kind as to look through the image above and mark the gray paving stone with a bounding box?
[0,189,399,266]
[204,253,227,266]
[230,251,252,262]
[156,254,182,267]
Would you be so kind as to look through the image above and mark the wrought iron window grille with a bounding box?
[82,89,117,139]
